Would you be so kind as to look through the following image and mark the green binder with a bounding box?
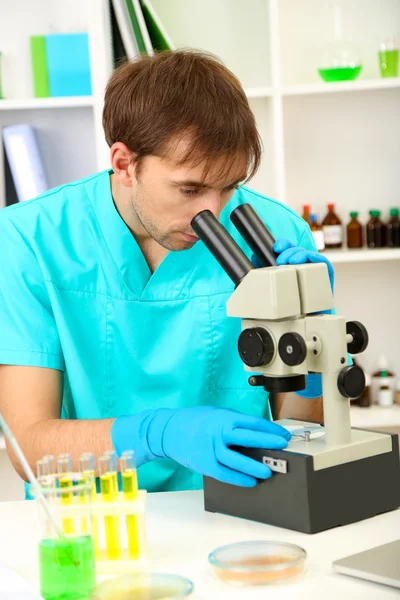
[30,36,50,98]
[125,0,146,54]
[139,0,174,51]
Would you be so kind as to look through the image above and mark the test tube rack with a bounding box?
[92,489,148,574]
[36,488,149,575]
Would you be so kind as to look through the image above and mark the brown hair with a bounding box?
[103,49,262,183]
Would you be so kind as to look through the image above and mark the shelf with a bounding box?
[245,87,273,99]
[282,78,400,97]
[0,97,94,111]
[323,247,400,264]
[351,405,400,429]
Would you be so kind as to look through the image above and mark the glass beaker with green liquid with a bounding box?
[36,471,96,600]
[379,41,399,78]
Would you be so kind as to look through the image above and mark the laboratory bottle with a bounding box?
[387,208,400,247]
[378,371,393,407]
[371,355,395,404]
[396,380,400,405]
[366,210,386,248]
[321,203,343,248]
[309,213,325,251]
[346,211,363,248]
[301,204,311,225]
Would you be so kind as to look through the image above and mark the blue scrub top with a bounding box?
[0,170,316,497]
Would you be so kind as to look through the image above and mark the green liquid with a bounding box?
[318,66,362,82]
[379,50,399,77]
[39,535,96,600]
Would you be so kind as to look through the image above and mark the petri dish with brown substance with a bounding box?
[208,541,306,586]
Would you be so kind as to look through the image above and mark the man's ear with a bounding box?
[110,142,137,187]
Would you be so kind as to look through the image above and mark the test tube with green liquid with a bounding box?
[121,450,140,559]
[99,455,121,560]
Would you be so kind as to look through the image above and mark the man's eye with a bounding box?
[180,188,200,196]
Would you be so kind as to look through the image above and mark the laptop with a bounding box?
[333,539,400,589]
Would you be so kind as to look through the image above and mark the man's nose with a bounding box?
[198,192,221,221]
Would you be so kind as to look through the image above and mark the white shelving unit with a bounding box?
[282,77,400,96]
[0,0,113,208]
[324,247,400,264]
[0,97,95,111]
[351,405,400,429]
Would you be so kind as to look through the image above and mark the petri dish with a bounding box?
[208,541,306,586]
[90,573,194,599]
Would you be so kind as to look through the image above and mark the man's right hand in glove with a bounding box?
[112,405,291,487]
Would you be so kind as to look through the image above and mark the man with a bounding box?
[0,50,333,498]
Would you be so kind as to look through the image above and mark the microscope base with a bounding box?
[203,431,400,534]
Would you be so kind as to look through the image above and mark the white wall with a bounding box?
[0,449,24,502]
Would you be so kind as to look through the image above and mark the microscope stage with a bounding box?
[276,418,393,470]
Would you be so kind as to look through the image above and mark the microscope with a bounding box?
[191,204,400,534]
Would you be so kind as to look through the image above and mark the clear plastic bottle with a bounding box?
[387,208,400,248]
[322,203,343,249]
[346,211,363,248]
[366,210,386,248]
[378,371,393,407]
[309,214,325,251]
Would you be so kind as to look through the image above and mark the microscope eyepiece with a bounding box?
[230,204,278,267]
[191,210,254,286]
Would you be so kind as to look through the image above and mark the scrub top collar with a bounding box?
[86,169,206,301]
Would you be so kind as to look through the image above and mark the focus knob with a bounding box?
[278,332,307,367]
[238,328,275,367]
[346,321,369,354]
[338,365,366,399]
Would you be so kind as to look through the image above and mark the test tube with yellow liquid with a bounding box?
[120,451,140,559]
[99,455,121,560]
[57,454,74,535]
[78,452,99,556]
[104,450,118,496]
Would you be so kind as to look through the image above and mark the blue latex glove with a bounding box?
[112,406,291,487]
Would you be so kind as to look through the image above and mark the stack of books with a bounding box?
[111,0,175,60]
[31,33,92,98]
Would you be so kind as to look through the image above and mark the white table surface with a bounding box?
[0,491,400,599]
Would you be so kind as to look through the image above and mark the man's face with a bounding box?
[128,144,247,251]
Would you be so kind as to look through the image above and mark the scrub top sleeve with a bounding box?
[297,223,318,252]
[0,216,64,370]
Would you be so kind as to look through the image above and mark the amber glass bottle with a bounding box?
[346,211,363,248]
[387,208,400,247]
[301,204,311,225]
[322,203,343,248]
[366,210,386,248]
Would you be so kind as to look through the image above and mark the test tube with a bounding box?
[42,455,56,475]
[36,458,51,478]
[104,450,118,497]
[120,451,140,559]
[57,454,74,534]
[99,455,121,560]
[78,452,99,552]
